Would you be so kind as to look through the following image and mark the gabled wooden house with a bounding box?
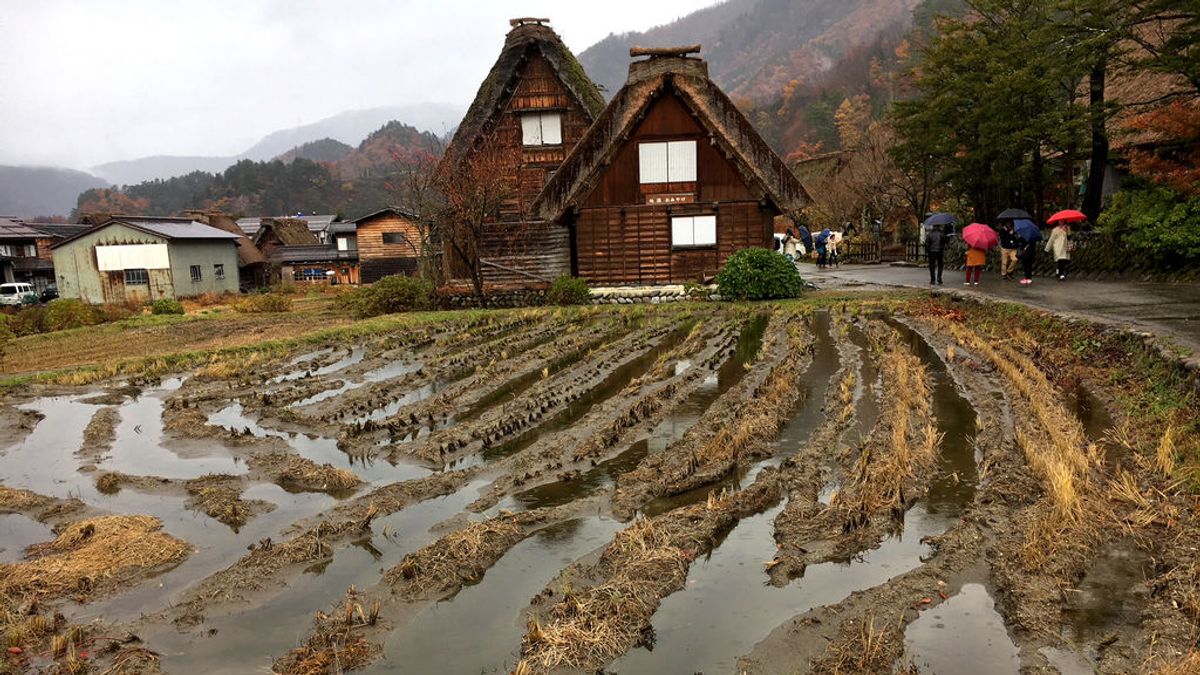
[353,207,421,283]
[534,47,810,285]
[441,17,605,285]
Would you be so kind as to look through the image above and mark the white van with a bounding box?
[0,282,36,306]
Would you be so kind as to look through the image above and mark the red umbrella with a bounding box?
[1047,209,1087,224]
[962,222,999,250]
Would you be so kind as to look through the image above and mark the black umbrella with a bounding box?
[797,225,813,251]
[922,213,957,230]
[997,208,1031,220]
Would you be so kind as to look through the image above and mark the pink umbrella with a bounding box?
[1047,209,1087,224]
[962,222,999,250]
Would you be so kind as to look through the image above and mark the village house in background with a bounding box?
[352,206,421,283]
[535,46,809,285]
[236,213,342,244]
[51,216,240,303]
[440,17,606,285]
[0,217,88,291]
[190,211,269,289]
[252,217,359,285]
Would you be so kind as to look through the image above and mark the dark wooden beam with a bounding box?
[630,45,701,58]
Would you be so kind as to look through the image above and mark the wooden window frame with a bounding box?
[638,140,697,184]
[213,263,225,280]
[190,264,202,283]
[124,268,149,285]
[670,214,718,250]
[520,111,563,147]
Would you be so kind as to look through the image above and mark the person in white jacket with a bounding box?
[1045,224,1072,281]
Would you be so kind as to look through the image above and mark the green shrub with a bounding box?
[95,302,139,323]
[715,247,804,301]
[7,306,47,336]
[546,275,591,305]
[341,275,436,318]
[235,294,293,313]
[150,298,185,315]
[1099,184,1200,265]
[44,298,99,331]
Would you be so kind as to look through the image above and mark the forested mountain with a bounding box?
[90,103,462,186]
[74,122,442,220]
[275,139,354,165]
[0,166,108,219]
[579,0,921,102]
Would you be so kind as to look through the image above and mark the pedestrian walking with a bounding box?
[925,224,946,285]
[783,229,798,262]
[999,222,1020,280]
[1045,223,1072,281]
[1019,238,1037,285]
[964,245,986,285]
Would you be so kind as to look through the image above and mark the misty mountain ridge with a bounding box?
[579,0,920,100]
[90,103,463,186]
[0,166,108,220]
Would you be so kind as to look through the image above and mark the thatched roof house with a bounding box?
[254,218,320,249]
[533,47,810,285]
[439,18,605,285]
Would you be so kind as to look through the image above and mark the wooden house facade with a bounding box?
[535,48,810,285]
[354,207,422,283]
[441,18,605,285]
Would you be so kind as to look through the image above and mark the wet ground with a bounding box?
[1,300,1192,674]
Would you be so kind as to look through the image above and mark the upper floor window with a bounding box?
[382,232,408,245]
[639,140,697,184]
[521,112,562,146]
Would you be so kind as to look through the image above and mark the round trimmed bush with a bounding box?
[151,298,185,315]
[547,275,591,305]
[342,275,436,318]
[715,247,804,301]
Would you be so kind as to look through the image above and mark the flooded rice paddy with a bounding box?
[0,301,1185,674]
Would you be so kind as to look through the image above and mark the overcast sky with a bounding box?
[0,0,716,171]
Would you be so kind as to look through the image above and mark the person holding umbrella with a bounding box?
[996,208,1030,280]
[922,214,957,285]
[1012,218,1042,285]
[962,222,999,286]
[815,228,831,269]
[1045,210,1085,281]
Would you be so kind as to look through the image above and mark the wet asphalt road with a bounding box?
[804,263,1200,354]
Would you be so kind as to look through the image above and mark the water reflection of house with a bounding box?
[253,218,359,285]
[51,216,241,303]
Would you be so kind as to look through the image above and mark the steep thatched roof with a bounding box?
[442,19,605,168]
[533,52,810,222]
[199,213,267,267]
[253,218,319,247]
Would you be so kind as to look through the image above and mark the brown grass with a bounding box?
[278,457,362,493]
[275,587,381,674]
[0,486,53,513]
[0,515,189,602]
[939,318,1100,567]
[385,516,525,599]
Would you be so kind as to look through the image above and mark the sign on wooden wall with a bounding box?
[645,193,696,205]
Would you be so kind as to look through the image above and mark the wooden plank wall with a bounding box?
[357,213,421,283]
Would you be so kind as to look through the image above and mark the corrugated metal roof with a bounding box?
[267,244,358,263]
[0,217,48,239]
[236,214,338,235]
[112,217,242,240]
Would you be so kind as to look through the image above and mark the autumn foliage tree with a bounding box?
[433,137,522,301]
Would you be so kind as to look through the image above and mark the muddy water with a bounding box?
[145,479,490,674]
[481,324,695,463]
[289,358,424,409]
[1066,383,1122,470]
[641,311,839,516]
[502,316,768,512]
[905,583,1020,674]
[889,319,979,515]
[1061,541,1151,644]
[104,390,246,479]
[613,504,954,673]
[0,513,52,562]
[208,402,432,484]
[367,517,622,674]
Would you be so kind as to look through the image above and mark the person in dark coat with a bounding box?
[1019,237,1038,285]
[998,222,1020,280]
[925,225,946,285]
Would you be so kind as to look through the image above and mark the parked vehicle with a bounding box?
[39,284,59,303]
[0,282,37,306]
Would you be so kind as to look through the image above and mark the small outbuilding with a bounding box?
[51,216,241,303]
[534,47,810,285]
[352,207,421,283]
